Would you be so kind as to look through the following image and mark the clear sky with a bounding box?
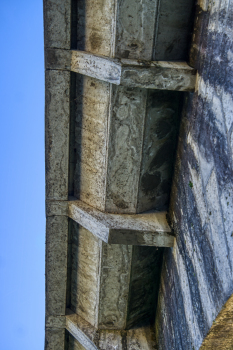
[0,1,45,349]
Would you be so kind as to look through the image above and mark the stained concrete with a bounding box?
[155,1,233,348]
[71,79,184,213]
[66,312,157,350]
[44,0,213,349]
[45,70,70,200]
[46,215,68,316]
[69,0,195,214]
[46,49,196,91]
[68,220,164,330]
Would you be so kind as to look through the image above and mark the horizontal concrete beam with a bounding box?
[45,49,196,91]
[47,199,174,247]
[69,200,174,246]
[65,311,157,350]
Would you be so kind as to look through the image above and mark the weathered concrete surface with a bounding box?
[69,223,102,327]
[153,0,195,60]
[43,0,71,49]
[98,243,132,329]
[126,246,164,329]
[115,0,159,60]
[70,0,195,214]
[44,1,71,349]
[155,1,233,349]
[120,64,196,91]
[68,220,163,330]
[137,90,183,213]
[73,74,110,211]
[46,216,68,316]
[71,81,183,213]
[68,200,173,247]
[45,49,196,91]
[46,200,68,217]
[46,315,66,329]
[75,0,116,56]
[45,70,70,200]
[44,0,200,349]
[66,312,157,350]
[46,198,173,244]
[45,328,65,350]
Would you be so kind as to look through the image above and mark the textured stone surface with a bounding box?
[73,75,110,211]
[68,200,173,247]
[137,90,183,212]
[68,220,163,330]
[75,0,116,56]
[70,222,102,327]
[115,0,158,60]
[46,200,68,217]
[156,1,233,349]
[44,0,71,49]
[126,246,164,329]
[153,0,195,60]
[71,79,184,213]
[46,49,196,91]
[105,85,147,213]
[66,313,98,350]
[46,216,68,316]
[45,328,65,350]
[46,315,66,329]
[98,243,132,329]
[66,312,157,350]
[45,70,70,200]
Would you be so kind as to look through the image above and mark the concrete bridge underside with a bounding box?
[44,0,233,349]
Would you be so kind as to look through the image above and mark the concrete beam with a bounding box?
[46,216,69,316]
[43,0,71,49]
[46,49,196,91]
[46,199,174,247]
[45,70,70,201]
[45,328,65,350]
[69,221,164,330]
[66,312,98,350]
[69,200,174,247]
[66,312,157,350]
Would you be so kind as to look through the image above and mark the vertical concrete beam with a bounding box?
[45,216,68,350]
[45,70,70,200]
[105,85,147,213]
[76,0,117,57]
[73,75,111,211]
[44,1,71,349]
[70,224,102,327]
[98,242,132,329]
[44,0,71,200]
[44,0,71,49]
[45,316,66,350]
[46,216,68,316]
[45,328,66,350]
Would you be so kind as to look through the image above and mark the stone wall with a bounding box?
[156,0,233,349]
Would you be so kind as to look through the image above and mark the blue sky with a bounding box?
[0,1,45,349]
